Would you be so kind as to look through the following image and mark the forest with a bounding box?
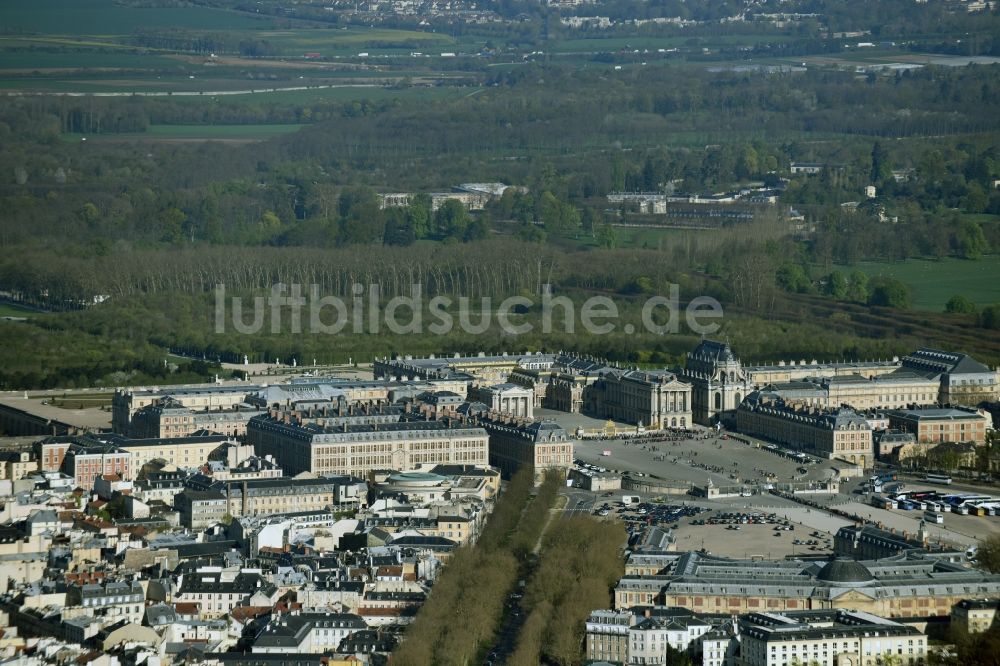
[2,1,1000,389]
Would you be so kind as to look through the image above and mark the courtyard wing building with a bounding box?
[614,552,1000,620]
[246,414,488,477]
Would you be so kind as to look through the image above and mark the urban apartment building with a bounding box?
[0,451,37,482]
[218,476,364,518]
[887,406,990,445]
[475,415,574,483]
[64,580,145,626]
[175,489,228,529]
[109,433,233,470]
[951,599,1000,634]
[61,438,133,489]
[246,413,489,478]
[584,607,715,666]
[738,609,927,666]
[247,611,368,653]
[737,392,874,466]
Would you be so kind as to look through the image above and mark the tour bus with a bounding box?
[925,474,953,485]
[874,496,896,510]
[956,495,993,506]
[924,510,945,524]
[952,504,970,515]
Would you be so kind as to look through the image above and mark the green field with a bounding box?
[243,27,461,55]
[0,51,181,70]
[3,0,270,35]
[848,256,1000,311]
[545,33,795,54]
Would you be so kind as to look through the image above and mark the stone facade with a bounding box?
[587,369,693,428]
[247,413,488,478]
[887,406,990,445]
[737,392,873,466]
[476,416,574,484]
[683,340,754,426]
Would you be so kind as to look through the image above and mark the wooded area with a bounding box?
[391,470,560,665]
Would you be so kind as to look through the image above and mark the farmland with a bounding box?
[3,0,270,35]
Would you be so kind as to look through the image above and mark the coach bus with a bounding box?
[925,474,953,485]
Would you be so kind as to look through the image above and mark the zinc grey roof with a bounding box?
[815,558,875,584]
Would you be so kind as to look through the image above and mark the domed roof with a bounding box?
[816,558,875,584]
[387,471,447,486]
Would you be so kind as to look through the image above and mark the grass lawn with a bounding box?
[848,256,1000,311]
[0,302,47,317]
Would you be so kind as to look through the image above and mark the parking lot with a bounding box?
[569,429,835,490]
[556,419,997,559]
[587,492,837,559]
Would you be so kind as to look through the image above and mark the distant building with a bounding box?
[759,371,939,412]
[790,162,826,174]
[111,433,234,470]
[374,351,556,384]
[214,476,365,518]
[64,580,145,627]
[875,429,918,459]
[173,571,278,619]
